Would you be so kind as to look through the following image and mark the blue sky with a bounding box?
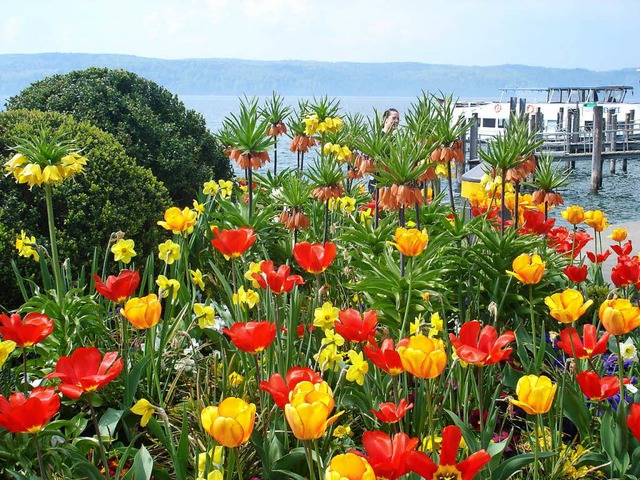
[2,0,638,70]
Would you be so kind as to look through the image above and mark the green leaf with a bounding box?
[123,445,154,480]
[561,383,592,439]
[125,355,151,407]
[491,452,555,480]
[98,408,123,439]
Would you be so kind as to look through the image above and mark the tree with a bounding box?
[6,67,232,204]
[0,109,171,309]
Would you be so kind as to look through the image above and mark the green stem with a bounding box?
[22,349,29,393]
[34,432,47,479]
[88,395,111,480]
[234,447,243,480]
[615,336,627,406]
[533,414,541,480]
[44,184,65,300]
[529,285,537,372]
[304,440,317,480]
[477,367,484,439]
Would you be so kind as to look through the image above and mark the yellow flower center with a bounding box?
[433,465,462,480]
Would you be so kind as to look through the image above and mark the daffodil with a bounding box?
[198,447,224,474]
[428,312,444,338]
[131,398,155,427]
[332,425,353,438]
[232,286,260,309]
[321,328,345,347]
[314,343,343,372]
[203,180,219,196]
[156,275,180,299]
[15,230,39,262]
[190,268,205,290]
[346,350,369,385]
[228,372,244,387]
[194,303,216,329]
[218,180,233,198]
[193,200,205,215]
[244,261,264,288]
[341,196,356,213]
[111,238,136,264]
[158,239,181,265]
[314,302,340,330]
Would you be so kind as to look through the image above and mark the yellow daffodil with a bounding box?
[314,302,340,330]
[244,261,264,288]
[428,312,444,338]
[190,268,205,290]
[410,317,422,335]
[156,275,180,299]
[341,196,356,213]
[198,447,224,474]
[218,180,233,198]
[158,239,181,265]
[15,230,39,262]
[203,180,219,196]
[314,343,343,372]
[194,303,216,329]
[131,398,155,427]
[111,238,136,264]
[193,200,205,215]
[332,425,353,438]
[232,286,260,309]
[321,328,345,347]
[228,372,244,387]
[345,350,369,385]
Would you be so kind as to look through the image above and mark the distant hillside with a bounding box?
[1,53,638,100]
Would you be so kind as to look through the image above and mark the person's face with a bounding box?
[384,111,400,131]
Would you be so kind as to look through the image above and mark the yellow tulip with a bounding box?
[0,340,16,369]
[389,228,429,257]
[122,294,162,329]
[544,289,593,324]
[609,228,628,243]
[584,210,608,232]
[201,397,255,447]
[397,334,447,379]
[599,298,640,336]
[561,205,585,225]
[284,381,343,440]
[510,375,557,414]
[325,453,376,480]
[507,253,545,284]
[131,399,155,427]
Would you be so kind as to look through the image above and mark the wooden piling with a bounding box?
[564,109,573,169]
[590,106,604,193]
[610,113,617,174]
[623,112,631,173]
[469,113,478,166]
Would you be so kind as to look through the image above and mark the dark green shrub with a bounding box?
[0,109,171,309]
[6,67,232,204]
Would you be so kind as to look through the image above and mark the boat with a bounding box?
[454,86,638,139]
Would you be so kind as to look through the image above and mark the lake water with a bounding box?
[2,94,638,224]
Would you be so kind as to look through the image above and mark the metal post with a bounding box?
[591,106,604,193]
[623,112,631,173]
[610,114,617,174]
[470,113,478,166]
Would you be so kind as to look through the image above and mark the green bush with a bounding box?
[0,109,171,309]
[6,67,232,204]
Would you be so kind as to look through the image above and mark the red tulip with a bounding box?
[260,367,323,409]
[563,265,588,283]
[293,242,337,274]
[93,269,140,303]
[556,324,609,359]
[363,338,404,375]
[628,403,640,441]
[586,250,611,264]
[371,399,413,424]
[519,210,555,236]
[45,347,123,399]
[0,387,60,434]
[409,425,491,480]
[0,312,54,348]
[252,261,304,294]
[611,240,633,257]
[211,226,256,260]
[547,227,591,258]
[223,321,276,354]
[449,321,514,366]
[611,256,640,288]
[357,430,421,480]
[576,370,624,401]
[335,309,378,343]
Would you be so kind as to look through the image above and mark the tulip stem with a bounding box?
[477,367,484,438]
[529,286,537,372]
[615,336,627,406]
[233,447,244,480]
[533,414,541,480]
[88,395,111,480]
[304,440,316,480]
[22,349,28,393]
[34,432,47,479]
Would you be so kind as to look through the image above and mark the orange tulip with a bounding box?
[397,335,447,379]
[584,210,608,232]
[122,294,162,329]
[284,381,342,440]
[211,226,256,260]
[388,228,429,257]
[510,375,557,414]
[609,228,628,243]
[599,298,640,336]
[544,289,593,324]
[507,253,545,284]
[201,397,255,447]
[325,453,376,480]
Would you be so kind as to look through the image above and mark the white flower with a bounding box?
[175,357,195,372]
[271,188,283,200]
[621,337,638,362]
[625,383,639,395]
